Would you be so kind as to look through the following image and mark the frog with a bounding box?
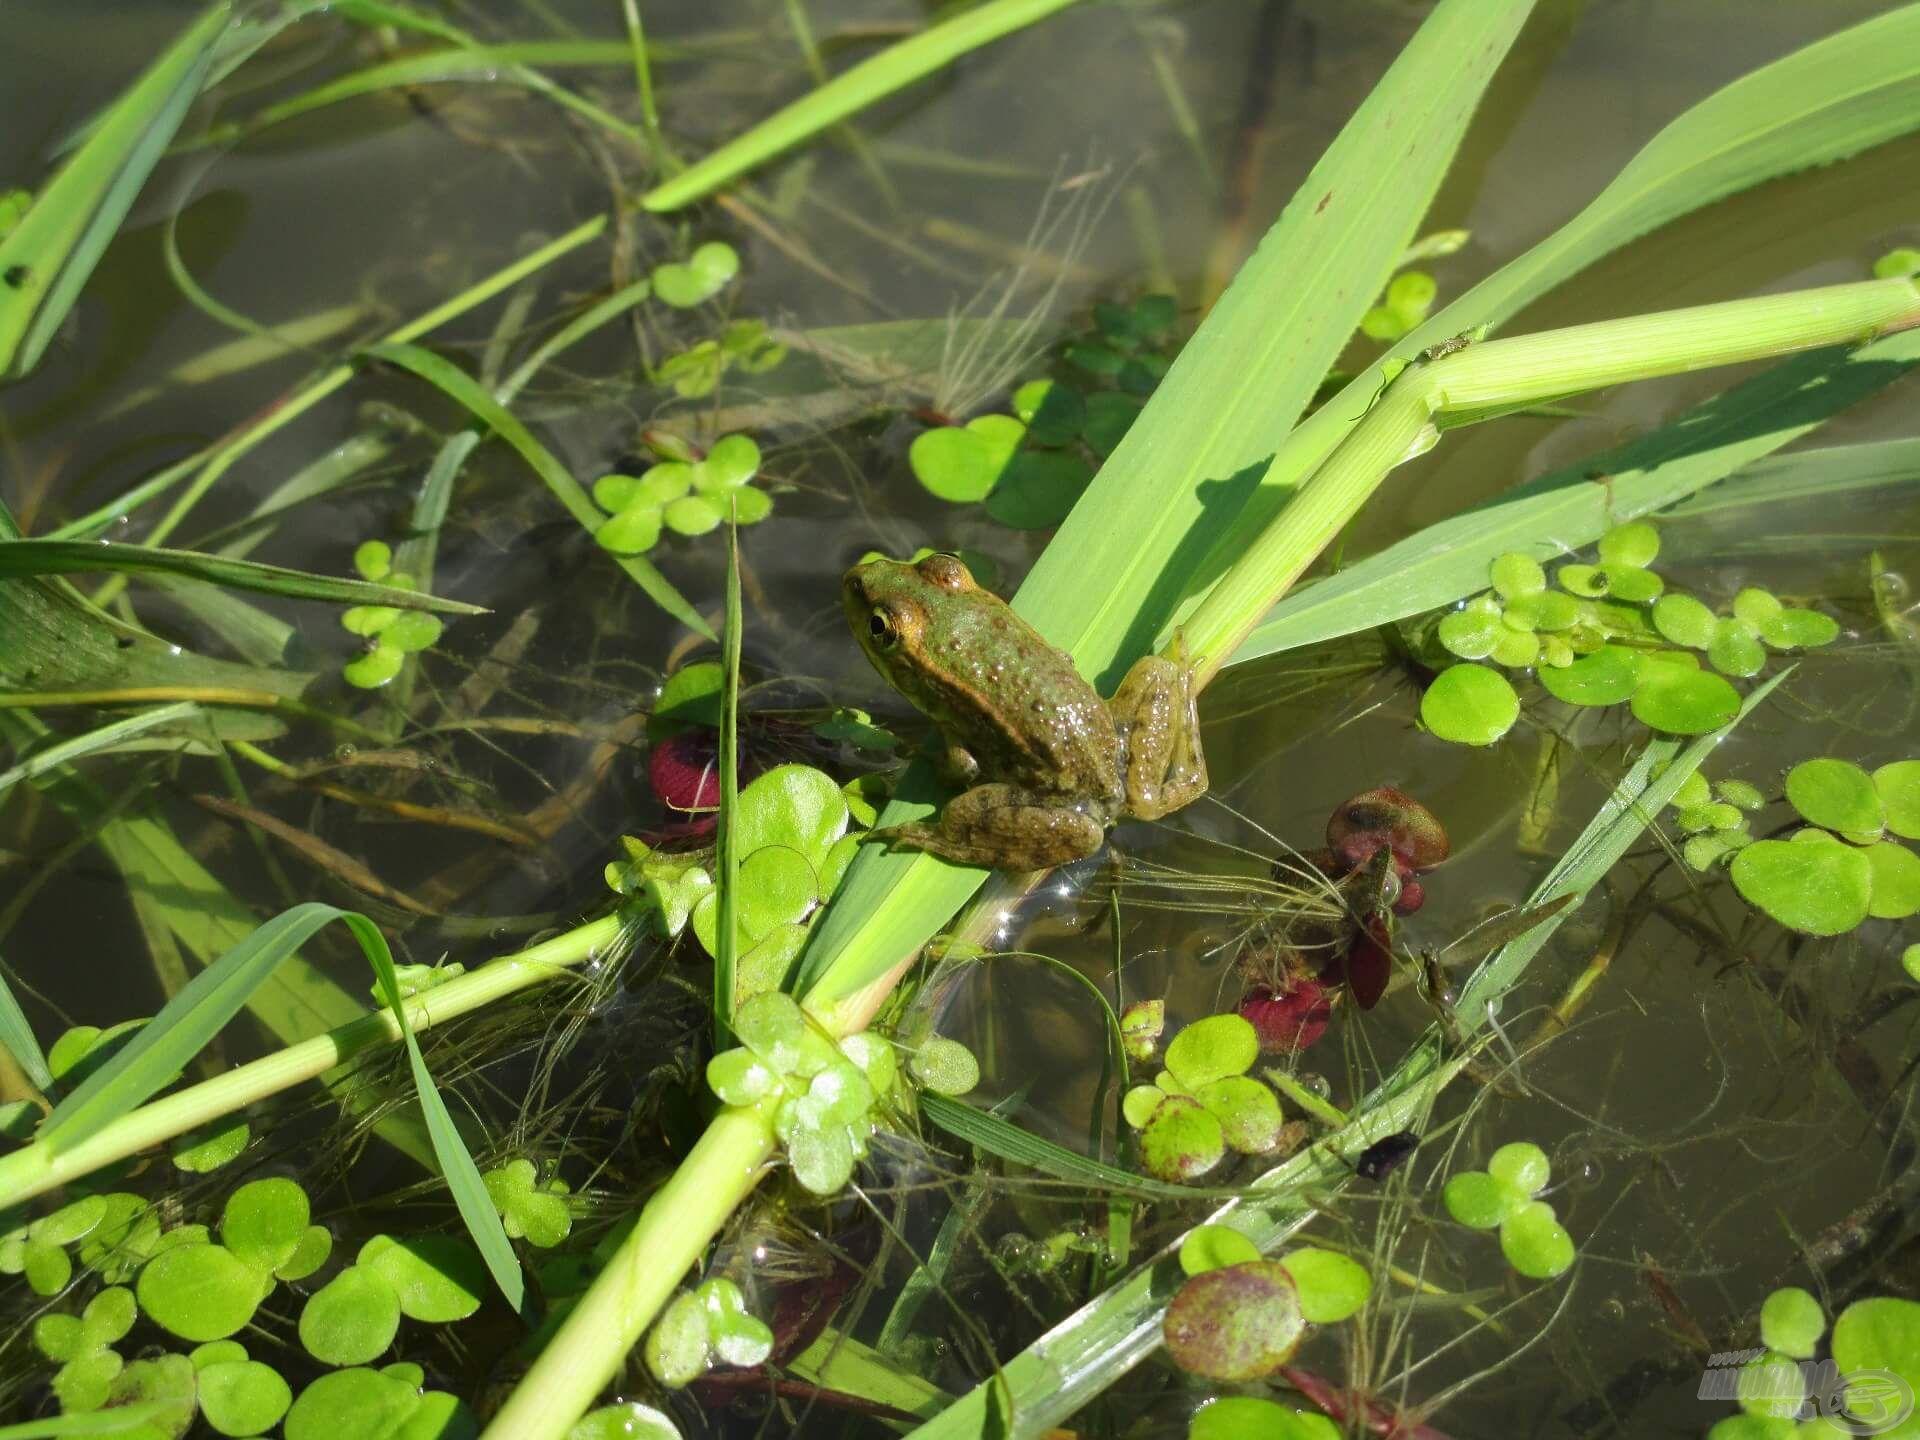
[841,552,1207,870]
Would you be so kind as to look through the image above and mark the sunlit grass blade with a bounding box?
[714,522,743,1046]
[0,1402,175,1437]
[1232,325,1920,662]
[1179,278,1920,678]
[919,1094,1208,1202]
[1226,2,1920,574]
[366,341,715,641]
[785,1332,949,1422]
[643,0,1086,211]
[0,539,487,612]
[189,43,652,152]
[36,901,525,1308]
[0,701,203,798]
[0,949,53,1092]
[1459,671,1788,1020]
[791,0,1538,1009]
[0,2,232,377]
[1662,435,1920,521]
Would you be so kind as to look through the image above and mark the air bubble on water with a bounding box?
[1298,1071,1332,1099]
[167,645,182,657]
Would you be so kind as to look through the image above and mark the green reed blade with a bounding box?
[643,0,1086,211]
[1204,1,1920,605]
[0,3,233,377]
[791,0,1538,1011]
[0,948,52,1092]
[714,522,743,1047]
[0,539,485,613]
[1232,324,1920,663]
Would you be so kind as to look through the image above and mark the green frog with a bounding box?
[842,552,1208,870]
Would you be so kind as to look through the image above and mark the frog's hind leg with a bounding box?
[1109,653,1208,821]
[867,784,1106,871]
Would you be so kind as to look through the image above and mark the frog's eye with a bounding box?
[867,608,900,651]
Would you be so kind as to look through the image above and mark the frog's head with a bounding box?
[842,552,977,678]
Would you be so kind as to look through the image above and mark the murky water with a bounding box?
[4,0,1919,1434]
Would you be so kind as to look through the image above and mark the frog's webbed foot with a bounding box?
[1107,650,1208,821]
[866,784,1106,871]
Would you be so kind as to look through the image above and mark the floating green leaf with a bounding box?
[1538,645,1641,706]
[1878,761,1920,840]
[1785,757,1883,834]
[1162,1261,1304,1381]
[1278,1247,1371,1323]
[1164,1015,1257,1089]
[1421,664,1520,745]
[136,1243,264,1342]
[1178,1225,1261,1276]
[1866,842,1920,920]
[1760,1287,1826,1360]
[908,415,1022,502]
[1630,665,1740,734]
[362,1234,486,1323]
[1500,1200,1575,1279]
[1140,1096,1226,1183]
[569,1402,682,1440]
[1652,593,1715,648]
[651,242,739,307]
[198,1357,293,1438]
[1760,608,1841,649]
[300,1265,401,1366]
[1731,835,1873,936]
[1191,1397,1338,1440]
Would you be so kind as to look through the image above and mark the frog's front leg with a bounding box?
[1106,653,1208,821]
[867,784,1106,871]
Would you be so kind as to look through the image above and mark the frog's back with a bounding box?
[914,601,1120,796]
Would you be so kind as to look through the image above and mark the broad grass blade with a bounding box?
[1233,326,1920,661]
[795,0,1538,1008]
[367,341,715,641]
[0,3,233,377]
[0,540,486,612]
[1229,3,1920,576]
[644,0,1086,211]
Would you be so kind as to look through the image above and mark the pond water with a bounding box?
[3,0,1919,1435]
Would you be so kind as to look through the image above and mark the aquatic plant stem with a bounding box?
[1179,276,1920,683]
[0,915,623,1209]
[479,948,918,1440]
